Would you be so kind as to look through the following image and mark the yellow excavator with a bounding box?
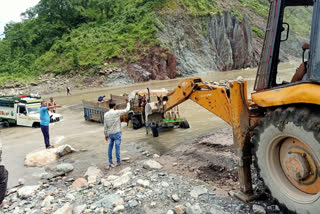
[163,0,319,213]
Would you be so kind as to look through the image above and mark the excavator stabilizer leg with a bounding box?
[228,81,255,201]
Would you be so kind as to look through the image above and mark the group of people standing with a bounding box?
[40,95,130,167]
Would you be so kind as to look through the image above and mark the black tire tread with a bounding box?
[252,106,320,214]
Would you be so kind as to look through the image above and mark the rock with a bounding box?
[25,150,58,167]
[128,200,138,207]
[95,208,104,213]
[17,185,39,199]
[107,175,119,181]
[208,207,225,214]
[56,163,74,173]
[122,157,130,162]
[186,203,202,214]
[172,162,178,167]
[103,208,108,213]
[65,193,75,201]
[252,204,266,214]
[237,76,244,81]
[190,186,207,198]
[112,199,124,207]
[95,194,121,208]
[84,166,103,184]
[143,160,162,170]
[71,178,88,190]
[267,205,280,213]
[53,203,73,214]
[18,178,26,185]
[56,144,76,157]
[173,205,186,214]
[150,202,157,208]
[137,179,150,187]
[101,179,112,187]
[30,82,38,86]
[153,154,160,158]
[113,205,124,213]
[41,195,54,207]
[73,204,87,214]
[161,182,169,187]
[119,167,132,174]
[167,210,174,214]
[171,194,180,202]
[112,174,131,187]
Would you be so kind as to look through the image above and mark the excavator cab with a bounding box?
[255,0,315,91]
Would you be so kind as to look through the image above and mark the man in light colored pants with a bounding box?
[104,99,130,166]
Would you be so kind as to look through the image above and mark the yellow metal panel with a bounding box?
[252,83,320,107]
[189,88,232,125]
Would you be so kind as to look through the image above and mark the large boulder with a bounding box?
[25,150,58,167]
[25,145,76,167]
[17,185,39,199]
[84,166,103,184]
[56,145,76,157]
[71,178,88,190]
[95,194,121,209]
[56,163,74,174]
[143,160,162,170]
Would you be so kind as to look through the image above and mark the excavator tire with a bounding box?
[252,107,320,214]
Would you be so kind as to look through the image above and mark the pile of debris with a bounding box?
[2,158,259,214]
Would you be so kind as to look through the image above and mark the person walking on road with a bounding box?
[66,87,71,96]
[104,98,130,167]
[40,101,61,149]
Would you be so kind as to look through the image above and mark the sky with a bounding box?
[0,0,40,37]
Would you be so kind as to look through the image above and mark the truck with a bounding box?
[0,96,63,128]
[83,94,128,123]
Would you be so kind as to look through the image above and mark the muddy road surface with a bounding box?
[0,62,298,190]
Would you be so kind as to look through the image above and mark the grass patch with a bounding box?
[252,26,265,39]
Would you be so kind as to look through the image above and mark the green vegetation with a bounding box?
[231,8,243,21]
[240,0,269,17]
[0,0,166,84]
[283,7,313,38]
[0,0,314,85]
[252,26,264,39]
[166,0,219,16]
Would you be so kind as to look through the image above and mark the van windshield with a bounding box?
[27,105,40,114]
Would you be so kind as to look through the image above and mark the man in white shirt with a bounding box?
[104,98,130,166]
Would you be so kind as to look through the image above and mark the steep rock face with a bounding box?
[158,12,259,75]
[126,47,180,82]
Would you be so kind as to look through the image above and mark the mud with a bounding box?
[158,128,239,194]
[0,61,300,212]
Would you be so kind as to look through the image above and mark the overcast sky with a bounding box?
[0,0,40,37]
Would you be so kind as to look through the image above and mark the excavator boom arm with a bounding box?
[165,78,233,125]
[165,77,254,196]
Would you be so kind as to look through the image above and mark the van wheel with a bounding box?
[32,122,40,128]
[3,121,9,128]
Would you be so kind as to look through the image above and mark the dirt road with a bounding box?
[0,62,298,189]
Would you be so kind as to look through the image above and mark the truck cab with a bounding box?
[0,96,63,127]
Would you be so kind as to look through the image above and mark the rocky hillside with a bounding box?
[0,0,312,88]
[158,12,258,76]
